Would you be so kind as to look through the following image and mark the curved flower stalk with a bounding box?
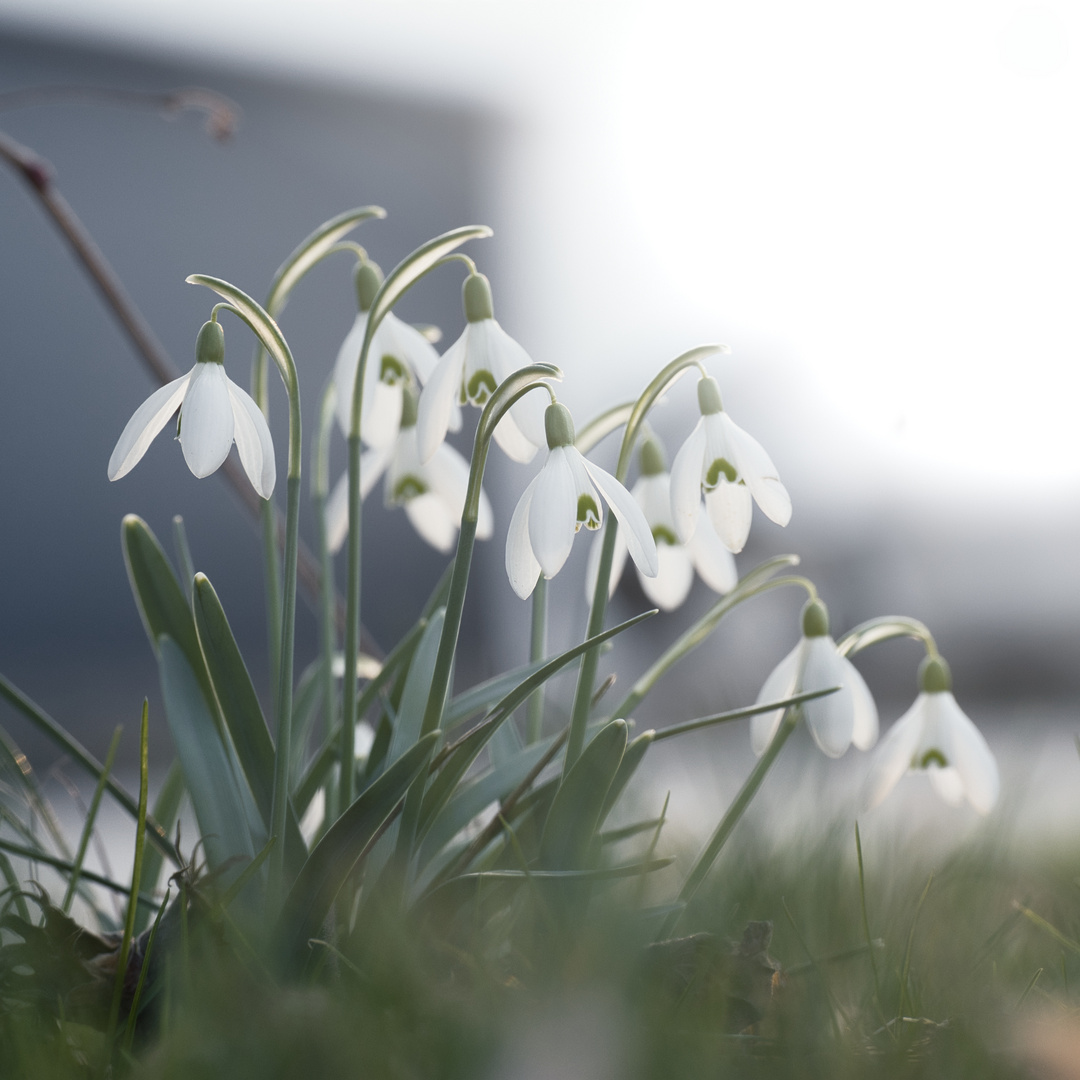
[326,387,493,555]
[671,375,791,554]
[865,655,999,814]
[586,434,737,611]
[108,319,275,498]
[418,271,547,464]
[506,402,659,600]
[332,259,452,448]
[752,599,878,758]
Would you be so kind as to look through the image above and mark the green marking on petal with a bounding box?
[652,525,678,546]
[379,354,407,385]
[465,369,498,405]
[704,457,737,488]
[918,749,948,770]
[391,475,428,503]
[577,494,602,531]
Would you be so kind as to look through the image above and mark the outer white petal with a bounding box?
[108,371,191,480]
[491,407,541,464]
[846,660,879,750]
[584,520,629,602]
[332,313,368,435]
[705,482,752,553]
[227,379,276,499]
[864,697,926,809]
[936,692,999,814]
[405,492,457,553]
[471,320,547,453]
[801,636,854,758]
[325,449,392,554]
[383,312,440,383]
[424,439,492,538]
[686,518,738,594]
[529,447,577,578]
[580,455,658,578]
[639,543,694,611]
[505,473,543,598]
[721,413,792,526]
[360,381,404,450]
[179,363,234,478]
[751,641,802,755]
[670,420,707,542]
[929,767,966,806]
[416,337,466,463]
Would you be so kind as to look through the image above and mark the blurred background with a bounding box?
[1,1,1078,838]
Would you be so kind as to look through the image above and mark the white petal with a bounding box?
[929,766,966,806]
[361,381,404,450]
[405,492,457,553]
[581,456,658,578]
[332,313,368,435]
[467,320,546,450]
[108,371,191,480]
[705,482,752,554]
[491,407,541,464]
[584,521,629,602]
[847,660,879,750]
[669,420,707,542]
[529,447,577,578]
[325,473,349,555]
[686,518,739,594]
[227,379,276,499]
[864,697,926,809]
[360,447,392,501]
[383,311,440,383]
[936,692,999,814]
[721,413,792,526]
[505,473,542,599]
[179,363,234,478]
[639,543,694,611]
[801,636,854,758]
[416,337,465,463]
[751,642,802,755]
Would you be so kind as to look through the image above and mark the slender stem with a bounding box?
[565,346,728,773]
[340,433,363,814]
[526,574,547,744]
[313,383,339,750]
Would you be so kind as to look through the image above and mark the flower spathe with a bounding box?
[865,656,999,814]
[417,272,547,465]
[506,402,659,600]
[751,599,878,758]
[586,436,737,611]
[107,320,275,499]
[670,375,791,554]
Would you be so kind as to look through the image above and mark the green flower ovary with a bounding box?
[379,354,408,386]
[391,475,428,503]
[461,369,497,405]
[916,748,948,770]
[652,524,678,546]
[703,457,738,490]
[576,494,602,531]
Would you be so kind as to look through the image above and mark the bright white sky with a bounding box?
[4,0,1078,502]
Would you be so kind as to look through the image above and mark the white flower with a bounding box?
[670,375,791,554]
[107,320,275,498]
[586,436,737,611]
[326,388,492,555]
[506,402,658,600]
[332,260,450,449]
[417,272,547,465]
[865,656,999,814]
[751,600,878,758]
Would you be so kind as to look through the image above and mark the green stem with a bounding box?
[312,382,338,750]
[526,574,547,744]
[565,346,729,774]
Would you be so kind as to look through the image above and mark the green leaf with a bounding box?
[600,729,654,823]
[540,719,627,871]
[443,659,546,730]
[157,635,263,870]
[135,759,184,933]
[277,730,439,968]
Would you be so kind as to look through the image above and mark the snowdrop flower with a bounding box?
[506,401,659,600]
[670,375,791,554]
[332,259,450,448]
[326,386,492,555]
[418,272,547,465]
[108,319,275,498]
[751,599,878,758]
[865,656,999,814]
[586,435,737,611]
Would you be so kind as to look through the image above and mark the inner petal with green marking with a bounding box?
[652,525,678,546]
[917,749,948,770]
[462,369,498,405]
[391,475,427,503]
[379,354,408,385]
[704,457,738,490]
[576,494,602,532]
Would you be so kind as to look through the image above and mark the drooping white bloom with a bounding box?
[670,375,791,554]
[865,656,999,814]
[108,320,275,499]
[417,272,547,465]
[326,386,492,555]
[586,435,737,611]
[332,259,452,448]
[751,599,878,758]
[506,402,658,600]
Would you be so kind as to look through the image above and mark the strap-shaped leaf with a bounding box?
[277,730,439,968]
[443,659,546,730]
[158,635,263,870]
[540,719,627,871]
[600,729,654,823]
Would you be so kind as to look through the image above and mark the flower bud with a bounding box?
[544,402,575,449]
[196,320,225,365]
[801,598,830,638]
[354,261,383,312]
[697,375,723,416]
[918,654,952,694]
[463,272,494,323]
